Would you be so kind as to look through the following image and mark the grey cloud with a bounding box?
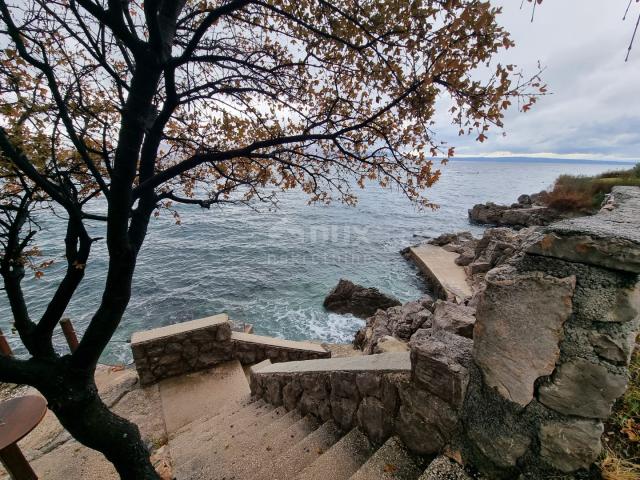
[439,0,640,160]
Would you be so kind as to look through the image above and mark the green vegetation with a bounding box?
[541,163,640,213]
[600,341,640,479]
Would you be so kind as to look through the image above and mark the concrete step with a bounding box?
[349,436,422,480]
[159,360,251,434]
[296,427,374,480]
[254,420,342,480]
[170,400,276,469]
[209,409,305,480]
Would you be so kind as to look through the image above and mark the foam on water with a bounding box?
[0,160,631,363]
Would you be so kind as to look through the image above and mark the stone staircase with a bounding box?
[160,359,452,480]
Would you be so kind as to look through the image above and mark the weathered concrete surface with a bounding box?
[159,360,250,433]
[473,266,575,407]
[409,244,473,301]
[323,278,401,318]
[527,186,640,273]
[0,366,171,480]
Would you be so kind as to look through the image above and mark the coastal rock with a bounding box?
[354,296,433,353]
[473,266,575,407]
[397,383,459,455]
[539,419,604,472]
[538,358,628,418]
[469,200,565,228]
[525,187,640,273]
[409,329,473,408]
[324,279,401,318]
[373,335,410,353]
[431,301,476,339]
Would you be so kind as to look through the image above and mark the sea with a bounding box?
[1,158,635,364]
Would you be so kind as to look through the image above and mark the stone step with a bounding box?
[222,409,306,479]
[254,420,342,480]
[159,359,251,434]
[349,436,422,480]
[296,427,374,480]
[170,400,276,469]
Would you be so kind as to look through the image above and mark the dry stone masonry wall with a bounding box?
[461,186,640,478]
[131,314,330,385]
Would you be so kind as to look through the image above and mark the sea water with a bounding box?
[0,159,633,363]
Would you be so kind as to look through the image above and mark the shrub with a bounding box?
[541,164,640,213]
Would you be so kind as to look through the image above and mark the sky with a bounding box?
[440,0,640,161]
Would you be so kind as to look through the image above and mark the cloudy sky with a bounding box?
[441,0,640,161]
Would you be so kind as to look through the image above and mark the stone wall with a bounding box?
[460,186,640,478]
[251,335,472,455]
[131,314,330,385]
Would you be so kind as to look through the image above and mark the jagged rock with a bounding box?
[409,329,473,408]
[539,419,604,472]
[373,335,410,353]
[469,201,565,228]
[538,358,628,418]
[431,301,476,339]
[420,456,472,480]
[324,279,401,318]
[354,296,434,353]
[429,231,475,247]
[517,194,533,205]
[467,426,531,469]
[473,266,576,407]
[525,187,640,273]
[397,383,459,455]
[589,330,636,364]
[356,396,394,444]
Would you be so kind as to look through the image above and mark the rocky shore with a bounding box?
[468,192,575,228]
[325,186,640,478]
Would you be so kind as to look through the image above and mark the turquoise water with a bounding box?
[0,159,633,363]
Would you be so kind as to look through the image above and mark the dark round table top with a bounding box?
[0,395,47,451]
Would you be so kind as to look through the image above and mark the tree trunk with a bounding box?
[37,361,160,480]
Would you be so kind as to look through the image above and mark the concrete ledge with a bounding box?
[255,352,410,374]
[231,331,330,364]
[131,314,229,345]
[231,332,328,353]
[409,244,472,301]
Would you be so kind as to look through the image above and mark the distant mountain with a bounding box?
[451,157,637,165]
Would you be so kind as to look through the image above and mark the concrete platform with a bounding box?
[408,244,472,301]
[159,360,250,433]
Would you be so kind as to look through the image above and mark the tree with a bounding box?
[0,0,542,477]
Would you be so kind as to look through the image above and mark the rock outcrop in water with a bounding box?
[468,192,569,228]
[323,278,401,318]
